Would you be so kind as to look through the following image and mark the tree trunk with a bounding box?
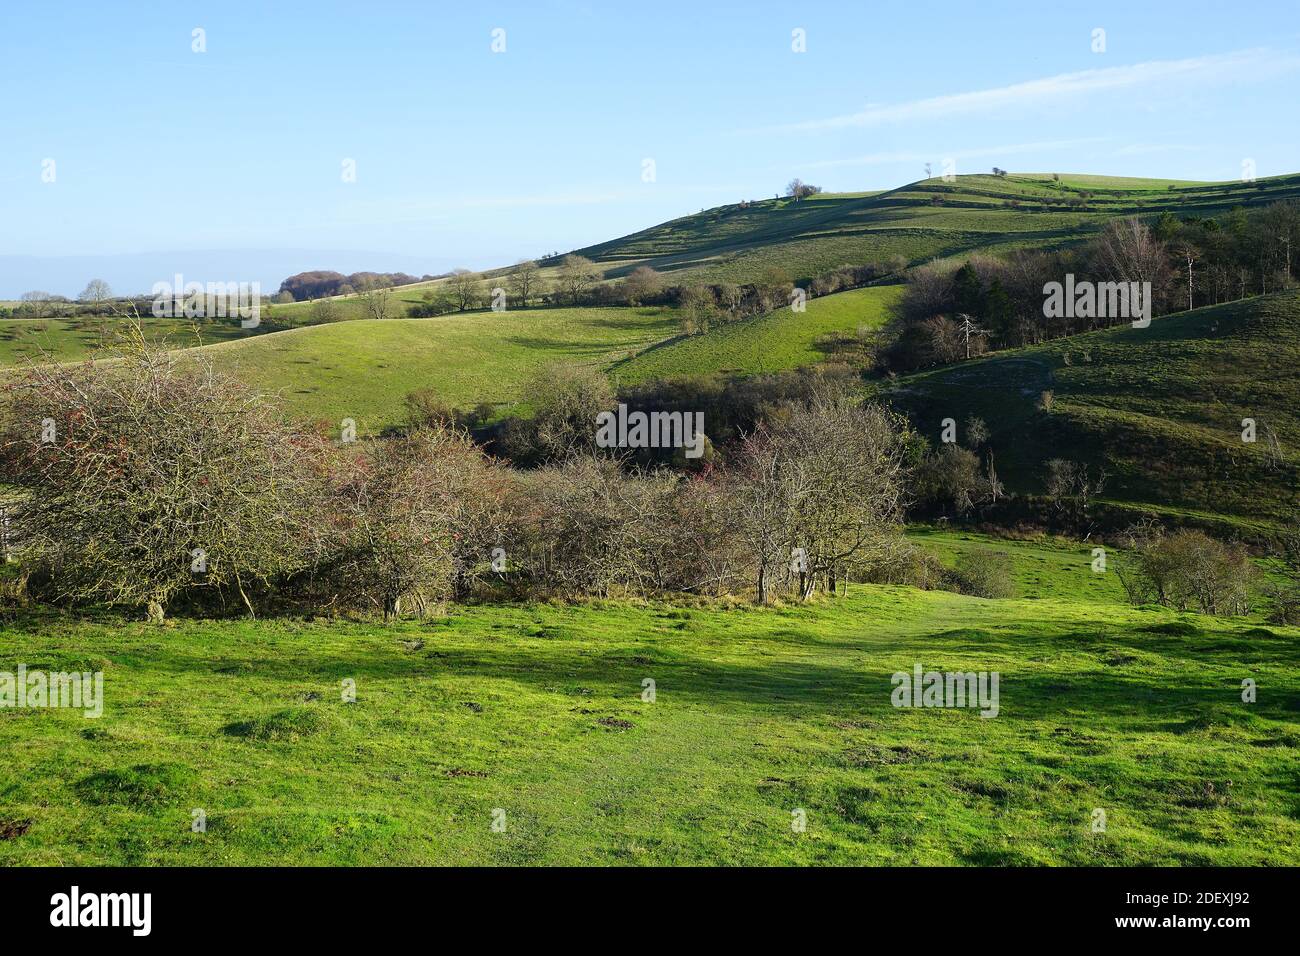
[384,593,402,620]
[146,600,165,623]
[235,574,256,619]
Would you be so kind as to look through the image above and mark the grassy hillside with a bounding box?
[197,305,678,434]
[186,285,897,433]
[561,173,1300,286]
[266,283,443,326]
[881,290,1300,533]
[3,539,1296,866]
[261,171,1300,325]
[615,285,900,384]
[0,316,248,366]
[907,527,1128,604]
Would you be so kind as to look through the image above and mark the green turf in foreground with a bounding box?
[2,570,1295,865]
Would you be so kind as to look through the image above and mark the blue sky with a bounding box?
[3,0,1299,296]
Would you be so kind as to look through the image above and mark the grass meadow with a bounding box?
[0,316,248,367]
[188,305,680,434]
[2,530,1296,866]
[615,285,899,385]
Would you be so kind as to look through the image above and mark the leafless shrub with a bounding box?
[731,388,909,602]
[949,548,1015,598]
[315,425,511,618]
[0,328,330,621]
[1114,523,1259,616]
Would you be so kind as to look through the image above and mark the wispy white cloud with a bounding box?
[802,138,1108,170]
[761,48,1300,134]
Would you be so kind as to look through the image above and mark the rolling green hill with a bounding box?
[195,305,678,434]
[614,284,900,385]
[881,290,1300,534]
[560,172,1300,285]
[197,286,899,432]
[0,316,247,366]
[261,172,1300,323]
[10,172,1300,534]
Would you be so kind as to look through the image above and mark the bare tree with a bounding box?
[1093,217,1172,311]
[357,278,394,321]
[733,390,908,601]
[447,269,483,312]
[19,291,54,319]
[964,415,990,449]
[556,255,602,305]
[1043,458,1106,529]
[323,426,495,617]
[1262,201,1299,286]
[621,266,662,306]
[1176,242,1199,311]
[785,179,822,201]
[78,279,112,312]
[956,313,988,359]
[505,260,542,308]
[0,327,329,621]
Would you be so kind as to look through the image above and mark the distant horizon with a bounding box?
[5,166,1294,300]
[6,0,1300,298]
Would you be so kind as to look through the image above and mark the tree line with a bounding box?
[0,334,911,621]
[1,329,1277,622]
[880,200,1300,371]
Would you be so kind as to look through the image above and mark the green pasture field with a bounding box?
[2,534,1295,865]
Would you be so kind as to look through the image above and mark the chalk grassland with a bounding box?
[0,288,900,436]
[1,531,1296,866]
[559,173,1300,285]
[263,172,1300,317]
[613,285,900,385]
[880,290,1300,534]
[0,316,246,367]
[203,286,899,432]
[193,306,679,434]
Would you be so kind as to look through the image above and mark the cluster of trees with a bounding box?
[786,179,823,201]
[1,331,1282,622]
[398,255,902,334]
[277,271,427,302]
[404,258,572,316]
[881,201,1300,371]
[670,260,904,337]
[490,363,905,470]
[0,339,910,620]
[4,281,115,319]
[1113,523,1258,616]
